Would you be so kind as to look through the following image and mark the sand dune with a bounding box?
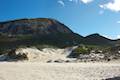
[0,62,120,80]
[15,47,73,62]
[0,47,77,62]
[0,47,120,80]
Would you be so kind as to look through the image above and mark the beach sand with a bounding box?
[0,62,120,80]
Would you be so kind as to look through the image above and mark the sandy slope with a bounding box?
[0,47,77,62]
[0,62,120,80]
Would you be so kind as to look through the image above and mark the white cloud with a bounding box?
[80,0,93,4]
[100,0,120,12]
[117,35,120,39]
[69,0,78,3]
[58,0,65,6]
[117,21,120,24]
[103,35,113,39]
[68,0,93,4]
[103,35,120,39]
[69,0,93,4]
[57,0,93,7]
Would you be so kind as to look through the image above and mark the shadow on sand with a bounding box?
[105,77,120,80]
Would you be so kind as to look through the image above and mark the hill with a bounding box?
[0,18,83,54]
[84,33,114,46]
[0,18,120,55]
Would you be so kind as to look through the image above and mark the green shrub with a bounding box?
[68,45,90,58]
[74,47,88,54]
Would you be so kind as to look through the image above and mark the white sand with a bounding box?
[0,62,120,80]
[14,47,77,62]
[0,47,120,80]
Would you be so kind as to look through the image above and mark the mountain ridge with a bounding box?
[0,18,119,52]
[0,18,84,51]
[0,18,118,40]
[0,18,74,35]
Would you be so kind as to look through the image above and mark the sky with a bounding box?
[0,0,120,39]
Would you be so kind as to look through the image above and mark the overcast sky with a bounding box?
[0,0,120,39]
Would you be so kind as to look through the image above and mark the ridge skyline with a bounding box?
[0,17,119,40]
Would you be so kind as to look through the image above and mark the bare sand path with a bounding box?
[0,62,120,80]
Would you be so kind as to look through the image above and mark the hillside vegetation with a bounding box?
[0,18,120,60]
